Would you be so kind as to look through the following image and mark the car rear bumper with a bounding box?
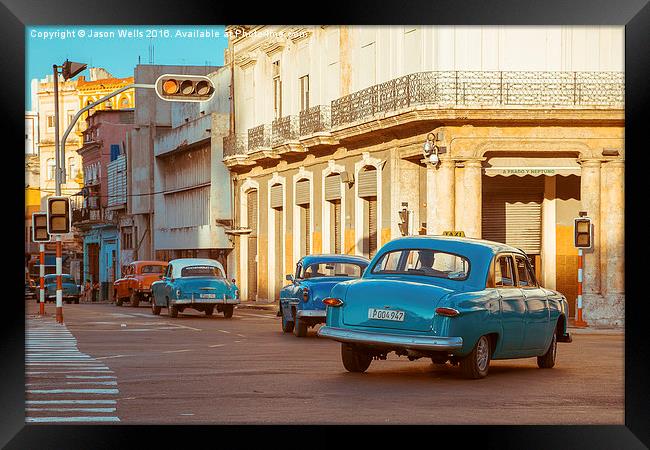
[296,309,327,319]
[172,298,240,305]
[317,326,463,352]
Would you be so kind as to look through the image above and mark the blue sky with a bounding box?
[26,25,228,110]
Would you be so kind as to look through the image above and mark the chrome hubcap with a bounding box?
[476,337,489,371]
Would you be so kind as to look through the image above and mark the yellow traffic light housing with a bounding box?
[32,212,50,243]
[47,197,71,235]
[155,74,215,102]
[574,217,592,248]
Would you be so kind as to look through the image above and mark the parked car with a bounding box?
[151,258,239,318]
[43,274,81,304]
[318,236,572,379]
[114,260,169,307]
[280,254,370,337]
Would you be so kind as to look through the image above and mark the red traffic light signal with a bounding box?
[574,217,592,248]
[32,212,50,243]
[155,74,215,102]
[47,197,71,234]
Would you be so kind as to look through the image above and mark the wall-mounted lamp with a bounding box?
[423,132,440,165]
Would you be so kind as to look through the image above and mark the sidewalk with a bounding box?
[236,301,278,312]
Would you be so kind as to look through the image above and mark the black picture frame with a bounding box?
[3,0,648,447]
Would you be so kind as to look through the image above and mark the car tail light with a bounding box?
[303,287,309,302]
[323,297,344,307]
[435,307,460,317]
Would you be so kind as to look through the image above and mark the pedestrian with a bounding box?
[92,280,99,302]
[84,279,91,302]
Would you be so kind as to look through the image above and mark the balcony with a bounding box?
[222,133,254,169]
[71,207,102,227]
[229,70,624,164]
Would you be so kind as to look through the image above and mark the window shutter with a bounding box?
[324,174,341,201]
[295,179,310,205]
[270,184,283,209]
[358,168,377,198]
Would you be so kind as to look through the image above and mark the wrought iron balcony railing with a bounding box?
[248,123,271,152]
[272,115,299,146]
[223,133,248,158]
[299,105,332,136]
[331,70,625,126]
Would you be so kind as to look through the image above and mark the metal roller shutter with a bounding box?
[333,200,341,254]
[305,206,311,255]
[296,179,310,205]
[275,208,283,301]
[270,184,283,209]
[482,176,543,255]
[358,168,377,198]
[368,197,378,257]
[247,190,258,300]
[325,174,341,201]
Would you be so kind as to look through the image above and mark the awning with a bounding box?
[484,156,580,177]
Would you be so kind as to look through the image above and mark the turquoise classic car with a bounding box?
[150,258,240,318]
[318,236,572,379]
[280,254,370,337]
[44,274,80,304]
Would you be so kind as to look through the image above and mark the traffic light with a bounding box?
[61,60,87,80]
[398,208,410,236]
[32,212,50,243]
[155,74,215,102]
[47,197,71,234]
[574,217,592,248]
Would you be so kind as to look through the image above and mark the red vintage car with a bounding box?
[113,260,169,307]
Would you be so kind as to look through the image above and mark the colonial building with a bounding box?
[73,109,135,301]
[223,25,624,327]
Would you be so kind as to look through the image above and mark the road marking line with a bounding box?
[179,413,194,416]
[27,370,112,374]
[236,334,246,338]
[27,400,117,404]
[65,381,118,386]
[217,330,230,334]
[95,355,133,360]
[208,344,226,348]
[170,324,202,332]
[163,349,192,353]
[26,407,117,413]
[27,389,119,394]
[65,375,116,379]
[26,416,120,423]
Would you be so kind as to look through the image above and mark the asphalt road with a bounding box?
[25,300,624,425]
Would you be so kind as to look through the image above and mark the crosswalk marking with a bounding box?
[26,317,120,424]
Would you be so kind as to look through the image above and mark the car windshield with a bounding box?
[180,265,224,278]
[45,275,76,284]
[303,262,365,278]
[141,265,165,274]
[371,248,470,280]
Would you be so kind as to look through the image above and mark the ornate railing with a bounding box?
[223,133,248,158]
[272,115,299,146]
[331,71,624,126]
[299,105,332,136]
[248,123,271,151]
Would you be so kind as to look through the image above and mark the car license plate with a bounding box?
[368,308,405,322]
[200,293,216,299]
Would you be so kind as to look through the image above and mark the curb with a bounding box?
[567,326,624,335]
[236,303,277,311]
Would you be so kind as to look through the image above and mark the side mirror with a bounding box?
[159,275,164,280]
[231,279,236,284]
[286,274,294,282]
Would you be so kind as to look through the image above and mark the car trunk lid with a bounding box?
[341,278,454,332]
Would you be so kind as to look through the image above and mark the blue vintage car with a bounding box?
[318,236,572,379]
[150,258,240,318]
[280,254,370,337]
[44,274,80,304]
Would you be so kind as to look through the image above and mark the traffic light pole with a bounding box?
[53,64,64,324]
[39,244,45,315]
[575,248,588,327]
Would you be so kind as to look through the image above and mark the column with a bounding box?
[601,160,625,326]
[580,160,602,296]
[426,158,455,235]
[461,160,483,239]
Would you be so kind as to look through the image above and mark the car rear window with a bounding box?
[371,248,470,280]
[141,265,165,274]
[303,262,365,278]
[180,266,224,278]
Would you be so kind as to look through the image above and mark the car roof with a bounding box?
[132,260,168,267]
[299,254,370,267]
[168,258,225,278]
[382,235,525,256]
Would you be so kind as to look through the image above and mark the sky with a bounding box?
[26,25,228,110]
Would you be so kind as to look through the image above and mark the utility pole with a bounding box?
[52,64,63,323]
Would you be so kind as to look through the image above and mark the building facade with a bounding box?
[74,109,135,300]
[223,25,624,327]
